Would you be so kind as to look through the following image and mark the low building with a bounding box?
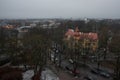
[30,23,36,27]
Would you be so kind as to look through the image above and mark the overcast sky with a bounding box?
[0,0,120,19]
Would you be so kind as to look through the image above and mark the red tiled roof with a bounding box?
[65,28,98,40]
[65,29,74,36]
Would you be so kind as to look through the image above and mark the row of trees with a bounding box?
[1,19,119,79]
[109,35,120,80]
[20,27,52,73]
[60,20,120,79]
[0,26,52,74]
[18,21,120,79]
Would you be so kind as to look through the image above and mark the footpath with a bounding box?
[49,63,80,80]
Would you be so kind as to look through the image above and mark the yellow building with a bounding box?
[64,27,98,53]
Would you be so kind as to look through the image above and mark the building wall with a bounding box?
[64,28,98,53]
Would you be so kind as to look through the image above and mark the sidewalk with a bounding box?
[58,70,80,80]
[87,62,114,73]
[49,63,80,80]
[78,61,114,73]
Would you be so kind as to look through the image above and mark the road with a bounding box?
[49,60,113,80]
[78,67,113,80]
[50,43,114,80]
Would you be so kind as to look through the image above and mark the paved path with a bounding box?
[49,63,80,80]
[49,60,113,80]
[58,70,80,80]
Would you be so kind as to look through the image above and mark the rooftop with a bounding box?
[65,27,98,40]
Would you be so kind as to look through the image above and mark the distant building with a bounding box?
[64,27,98,53]
[84,18,89,24]
[30,23,36,27]
[2,25,14,29]
[17,26,32,32]
[0,24,18,39]
[17,26,31,39]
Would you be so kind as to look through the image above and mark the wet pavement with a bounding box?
[49,61,113,80]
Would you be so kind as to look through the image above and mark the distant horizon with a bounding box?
[0,0,120,19]
[0,17,120,20]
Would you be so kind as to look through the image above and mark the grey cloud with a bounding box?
[0,0,120,19]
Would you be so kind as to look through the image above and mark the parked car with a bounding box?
[83,75,96,80]
[91,69,99,74]
[91,68,110,78]
[97,69,110,78]
[0,54,10,66]
[68,59,74,64]
[60,60,72,70]
[60,60,80,77]
[99,71,110,78]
